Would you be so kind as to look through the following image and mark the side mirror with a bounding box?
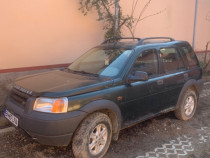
[127,71,148,83]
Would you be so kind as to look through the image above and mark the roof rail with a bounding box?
[137,37,175,45]
[102,37,141,44]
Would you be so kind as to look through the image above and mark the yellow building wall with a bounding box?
[0,0,209,70]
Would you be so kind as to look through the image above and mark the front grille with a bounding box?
[10,88,31,106]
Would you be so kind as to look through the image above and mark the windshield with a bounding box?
[68,48,132,77]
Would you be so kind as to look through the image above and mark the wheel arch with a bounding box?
[79,99,122,141]
[176,79,200,109]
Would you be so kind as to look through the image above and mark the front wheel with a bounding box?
[72,112,112,158]
[174,89,198,121]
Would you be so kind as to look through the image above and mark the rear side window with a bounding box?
[160,47,185,73]
[180,45,198,67]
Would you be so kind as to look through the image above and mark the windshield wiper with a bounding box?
[78,70,99,77]
[67,69,99,77]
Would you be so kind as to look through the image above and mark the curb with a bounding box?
[0,127,15,135]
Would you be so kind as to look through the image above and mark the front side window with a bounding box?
[180,45,198,67]
[160,47,185,73]
[68,48,132,77]
[132,49,158,77]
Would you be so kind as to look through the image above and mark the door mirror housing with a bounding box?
[127,71,149,83]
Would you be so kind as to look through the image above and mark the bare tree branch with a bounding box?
[127,26,135,38]
[108,0,116,7]
[138,8,166,22]
[119,18,129,29]
[203,41,210,72]
[101,0,115,22]
[133,0,152,31]
[79,0,165,39]
[127,0,166,37]
[131,0,140,17]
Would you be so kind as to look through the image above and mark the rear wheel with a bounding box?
[72,112,112,158]
[174,89,197,121]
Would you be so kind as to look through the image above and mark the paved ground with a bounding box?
[0,84,210,158]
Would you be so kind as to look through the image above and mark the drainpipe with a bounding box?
[192,0,199,49]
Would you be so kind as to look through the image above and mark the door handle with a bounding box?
[157,80,164,85]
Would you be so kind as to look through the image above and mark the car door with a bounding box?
[158,46,187,108]
[122,48,165,124]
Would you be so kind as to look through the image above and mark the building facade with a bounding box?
[0,0,209,72]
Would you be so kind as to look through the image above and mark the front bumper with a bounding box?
[4,98,87,146]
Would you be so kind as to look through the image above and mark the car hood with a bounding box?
[14,70,113,97]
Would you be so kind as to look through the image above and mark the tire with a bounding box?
[174,89,198,121]
[72,112,112,158]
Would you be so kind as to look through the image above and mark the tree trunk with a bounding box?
[114,0,119,37]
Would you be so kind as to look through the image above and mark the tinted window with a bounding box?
[160,47,185,73]
[133,49,158,77]
[180,45,198,67]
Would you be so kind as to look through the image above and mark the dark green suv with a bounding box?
[4,37,203,158]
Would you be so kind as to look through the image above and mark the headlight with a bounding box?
[33,97,68,113]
